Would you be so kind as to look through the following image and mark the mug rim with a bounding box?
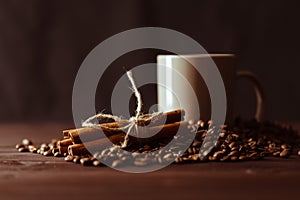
[157,53,235,59]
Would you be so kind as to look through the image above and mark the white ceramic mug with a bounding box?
[157,54,264,123]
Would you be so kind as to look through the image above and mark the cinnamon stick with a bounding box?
[57,138,73,146]
[66,109,184,144]
[68,121,188,156]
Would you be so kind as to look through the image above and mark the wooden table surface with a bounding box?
[0,123,299,200]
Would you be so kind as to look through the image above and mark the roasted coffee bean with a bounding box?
[43,150,53,156]
[16,144,24,149]
[163,153,173,160]
[199,156,208,162]
[175,157,183,163]
[134,158,148,166]
[281,144,288,150]
[220,155,229,162]
[219,131,226,138]
[228,150,238,157]
[203,141,212,149]
[273,151,281,157]
[298,150,300,156]
[231,134,239,139]
[208,156,217,161]
[192,141,202,147]
[80,157,93,166]
[73,156,81,164]
[29,147,38,153]
[93,160,102,167]
[52,148,59,154]
[112,160,123,168]
[40,144,50,151]
[65,155,74,162]
[213,151,223,159]
[22,138,33,146]
[229,142,236,149]
[239,155,248,161]
[248,152,258,158]
[18,147,29,152]
[280,149,290,158]
[230,156,238,161]
[231,147,239,151]
[54,152,62,157]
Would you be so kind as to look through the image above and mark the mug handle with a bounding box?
[236,70,265,122]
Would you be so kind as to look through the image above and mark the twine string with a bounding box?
[81,70,163,148]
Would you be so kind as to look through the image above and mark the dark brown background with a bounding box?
[0,0,299,122]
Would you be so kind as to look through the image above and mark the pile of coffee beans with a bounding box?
[16,119,300,167]
[16,138,66,157]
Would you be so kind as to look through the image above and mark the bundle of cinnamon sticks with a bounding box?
[57,109,188,157]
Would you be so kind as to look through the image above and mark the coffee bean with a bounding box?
[65,155,74,162]
[231,147,239,151]
[54,152,62,157]
[280,149,290,158]
[213,151,223,159]
[43,150,53,156]
[248,152,258,158]
[208,156,217,161]
[239,155,248,161]
[18,147,29,152]
[73,156,81,164]
[229,142,236,149]
[220,155,229,162]
[52,148,59,154]
[203,141,212,149]
[111,160,122,168]
[231,134,239,139]
[93,160,102,167]
[230,156,238,161]
[80,157,93,166]
[192,141,202,147]
[281,144,288,150]
[29,147,38,153]
[273,151,281,157]
[163,153,173,160]
[40,144,50,151]
[22,138,33,146]
[175,157,183,163]
[16,144,24,149]
[228,150,238,157]
[134,158,148,166]
[298,150,300,156]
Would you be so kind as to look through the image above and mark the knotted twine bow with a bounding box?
[81,71,163,148]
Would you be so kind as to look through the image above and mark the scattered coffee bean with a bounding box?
[18,147,29,152]
[112,160,123,168]
[134,158,148,166]
[80,157,93,166]
[230,156,238,161]
[43,150,53,156]
[64,155,74,162]
[22,138,33,146]
[273,151,281,157]
[93,160,102,167]
[54,152,62,157]
[15,144,24,149]
[280,149,290,158]
[73,156,81,164]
